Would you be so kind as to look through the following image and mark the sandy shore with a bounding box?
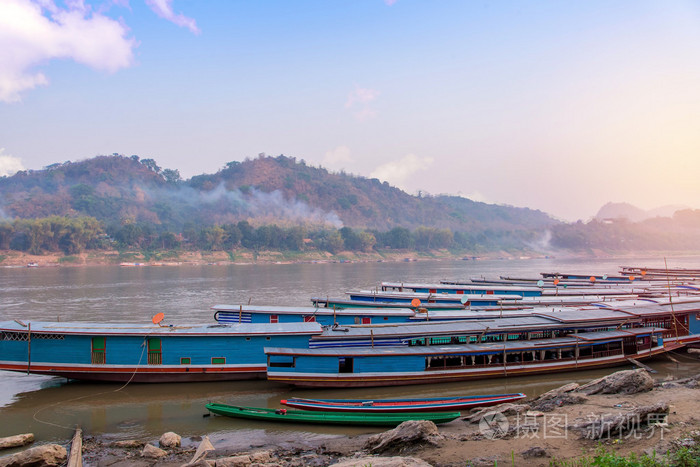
[0,249,508,267]
[7,369,690,467]
[3,248,699,269]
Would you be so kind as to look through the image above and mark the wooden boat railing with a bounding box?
[91,351,105,364]
[148,353,162,365]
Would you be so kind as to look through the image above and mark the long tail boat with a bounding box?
[0,319,322,383]
[280,393,526,412]
[265,298,700,388]
[205,403,461,426]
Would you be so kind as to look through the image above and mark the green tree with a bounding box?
[0,222,14,249]
[203,225,225,250]
[315,230,344,253]
[162,168,181,184]
[141,158,161,173]
[385,227,413,249]
[222,224,242,248]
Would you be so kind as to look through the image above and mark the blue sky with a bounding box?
[1,1,699,221]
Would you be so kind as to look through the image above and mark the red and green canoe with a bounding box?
[280,393,526,413]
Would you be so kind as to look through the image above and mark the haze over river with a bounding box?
[1,256,699,446]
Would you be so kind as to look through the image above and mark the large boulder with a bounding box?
[110,439,144,449]
[530,382,587,412]
[250,451,271,463]
[464,403,530,423]
[578,369,654,395]
[0,444,67,467]
[159,431,181,448]
[332,456,432,467]
[0,434,34,450]
[141,443,167,459]
[365,420,443,455]
[212,455,250,467]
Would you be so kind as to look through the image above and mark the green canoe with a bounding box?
[205,403,461,426]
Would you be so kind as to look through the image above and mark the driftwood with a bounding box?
[0,444,67,467]
[68,428,82,467]
[0,433,34,450]
[183,436,215,466]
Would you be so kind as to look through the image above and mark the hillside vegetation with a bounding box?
[1,154,700,257]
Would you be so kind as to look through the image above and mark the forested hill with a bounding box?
[0,154,557,233]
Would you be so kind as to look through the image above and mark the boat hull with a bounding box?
[205,403,461,426]
[268,346,676,388]
[0,361,265,383]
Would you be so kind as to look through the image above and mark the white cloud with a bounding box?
[369,154,434,190]
[322,146,353,170]
[0,149,25,177]
[0,0,136,102]
[345,85,379,121]
[145,0,200,34]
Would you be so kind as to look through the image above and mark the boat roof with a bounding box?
[349,291,520,300]
[313,312,628,340]
[0,320,323,336]
[267,327,663,357]
[211,304,416,316]
[381,281,541,292]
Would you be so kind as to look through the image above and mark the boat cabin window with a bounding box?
[180,357,191,365]
[270,315,279,324]
[212,357,226,364]
[303,315,316,323]
[339,357,353,373]
[268,356,295,368]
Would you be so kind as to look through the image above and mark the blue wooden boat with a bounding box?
[212,304,420,325]
[345,290,514,305]
[381,281,543,297]
[265,299,700,388]
[0,319,322,383]
[309,297,473,311]
[205,403,461,426]
[280,393,526,412]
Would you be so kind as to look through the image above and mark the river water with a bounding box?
[1,256,699,446]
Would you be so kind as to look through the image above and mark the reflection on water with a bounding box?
[1,257,700,443]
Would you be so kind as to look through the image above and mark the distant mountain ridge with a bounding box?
[595,202,689,223]
[0,154,558,233]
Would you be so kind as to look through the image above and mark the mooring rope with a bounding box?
[31,336,150,431]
